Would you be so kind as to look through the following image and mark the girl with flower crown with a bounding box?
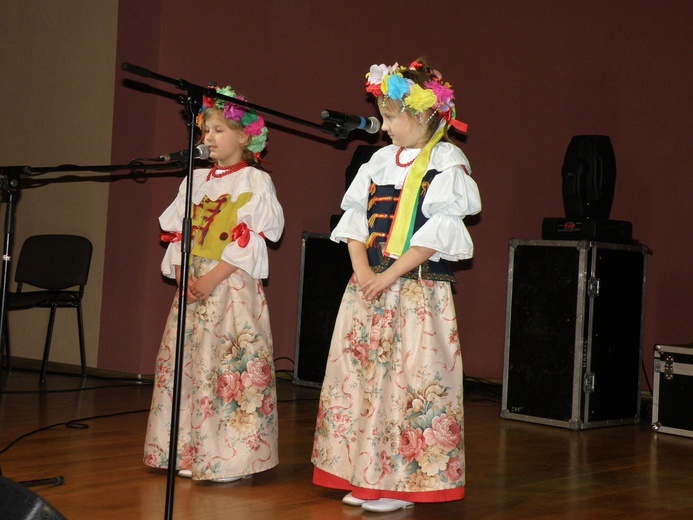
[311,59,481,512]
[144,86,284,482]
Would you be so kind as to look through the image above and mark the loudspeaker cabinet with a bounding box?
[652,343,693,438]
[0,475,66,519]
[501,239,648,430]
[293,232,352,387]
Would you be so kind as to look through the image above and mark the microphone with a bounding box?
[321,110,381,134]
[157,144,210,162]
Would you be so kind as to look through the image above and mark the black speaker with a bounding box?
[0,476,66,520]
[561,135,616,219]
[293,233,352,387]
[502,239,646,430]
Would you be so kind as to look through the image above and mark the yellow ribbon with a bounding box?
[384,125,445,257]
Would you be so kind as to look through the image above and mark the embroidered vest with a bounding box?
[366,170,455,283]
[191,192,253,261]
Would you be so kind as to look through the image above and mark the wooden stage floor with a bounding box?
[1,368,691,519]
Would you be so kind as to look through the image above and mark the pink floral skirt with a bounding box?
[144,257,278,480]
[312,275,465,502]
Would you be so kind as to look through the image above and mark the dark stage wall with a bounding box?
[99,0,693,385]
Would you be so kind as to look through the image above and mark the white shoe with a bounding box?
[211,474,252,483]
[361,498,414,512]
[342,492,366,506]
[177,469,192,478]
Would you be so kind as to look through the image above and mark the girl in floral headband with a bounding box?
[366,59,469,136]
[196,85,269,165]
[312,58,482,513]
[145,85,284,483]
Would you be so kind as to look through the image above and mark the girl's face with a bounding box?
[202,112,248,167]
[378,101,431,149]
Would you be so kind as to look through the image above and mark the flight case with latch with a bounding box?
[652,343,693,438]
[501,239,648,429]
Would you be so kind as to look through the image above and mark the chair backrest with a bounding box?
[14,234,93,291]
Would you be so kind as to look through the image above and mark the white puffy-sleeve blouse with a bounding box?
[331,143,481,262]
[159,166,284,280]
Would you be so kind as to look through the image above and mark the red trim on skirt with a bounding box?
[313,467,465,503]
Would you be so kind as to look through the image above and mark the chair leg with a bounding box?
[76,304,87,379]
[40,305,58,384]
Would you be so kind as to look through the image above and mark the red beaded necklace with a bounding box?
[395,147,420,168]
[206,160,248,181]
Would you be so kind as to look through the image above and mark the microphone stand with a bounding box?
[0,167,26,376]
[120,63,351,520]
[121,63,345,140]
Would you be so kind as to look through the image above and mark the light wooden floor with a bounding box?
[1,366,692,519]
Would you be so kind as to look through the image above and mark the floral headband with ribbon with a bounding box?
[365,61,468,134]
[196,85,268,154]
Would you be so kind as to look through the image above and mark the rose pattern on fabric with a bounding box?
[312,277,465,493]
[144,257,278,480]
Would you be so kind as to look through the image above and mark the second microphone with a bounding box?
[321,110,381,135]
[158,144,211,162]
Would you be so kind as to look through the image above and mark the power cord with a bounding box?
[0,409,148,457]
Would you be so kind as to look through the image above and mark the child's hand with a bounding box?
[354,268,376,287]
[188,274,218,302]
[360,271,396,301]
[186,261,236,302]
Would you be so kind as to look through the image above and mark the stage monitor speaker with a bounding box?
[561,135,616,220]
[294,232,352,387]
[0,476,66,520]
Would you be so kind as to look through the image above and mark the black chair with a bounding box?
[1,234,92,384]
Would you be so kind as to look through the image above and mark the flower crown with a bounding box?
[365,61,468,133]
[196,85,268,154]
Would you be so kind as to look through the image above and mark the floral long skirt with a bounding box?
[312,275,465,502]
[144,257,278,480]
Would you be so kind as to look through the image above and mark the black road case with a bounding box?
[652,343,693,438]
[501,239,648,429]
[293,232,352,387]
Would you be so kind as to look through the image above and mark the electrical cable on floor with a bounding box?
[1,382,152,395]
[0,409,149,457]
[0,368,153,395]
